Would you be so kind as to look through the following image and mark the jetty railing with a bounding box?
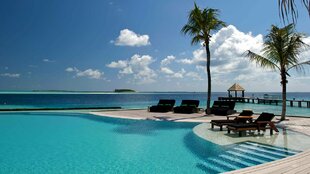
[218,97,310,108]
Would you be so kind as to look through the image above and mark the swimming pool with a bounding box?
[0,112,301,173]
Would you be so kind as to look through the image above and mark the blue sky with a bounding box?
[0,0,310,92]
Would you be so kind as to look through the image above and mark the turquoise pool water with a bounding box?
[0,112,300,173]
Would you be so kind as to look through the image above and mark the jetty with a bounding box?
[218,97,310,108]
[220,83,310,108]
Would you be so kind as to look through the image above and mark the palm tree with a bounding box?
[278,0,310,22]
[181,3,226,114]
[245,24,310,121]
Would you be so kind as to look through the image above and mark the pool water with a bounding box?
[0,112,300,173]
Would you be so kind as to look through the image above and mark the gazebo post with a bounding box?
[227,83,245,99]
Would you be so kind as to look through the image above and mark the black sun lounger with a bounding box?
[173,100,200,114]
[227,112,279,137]
[210,101,236,115]
[210,110,254,131]
[149,99,176,112]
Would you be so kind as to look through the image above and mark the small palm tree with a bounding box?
[278,0,310,22]
[181,4,226,114]
[245,24,310,120]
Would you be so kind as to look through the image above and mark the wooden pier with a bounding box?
[218,97,310,108]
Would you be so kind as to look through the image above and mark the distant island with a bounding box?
[31,89,136,93]
[114,89,136,93]
[32,90,111,93]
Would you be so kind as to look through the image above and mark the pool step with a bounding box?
[219,154,256,167]
[243,141,300,155]
[197,161,227,173]
[233,147,280,161]
[200,142,299,173]
[238,144,291,158]
[225,150,267,164]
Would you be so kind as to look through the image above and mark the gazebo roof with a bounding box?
[228,83,245,91]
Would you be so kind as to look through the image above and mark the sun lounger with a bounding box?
[149,99,176,112]
[173,100,200,114]
[210,101,236,115]
[210,110,254,131]
[227,112,279,137]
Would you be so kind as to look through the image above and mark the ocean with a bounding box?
[0,92,310,117]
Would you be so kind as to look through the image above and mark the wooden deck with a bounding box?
[224,149,310,174]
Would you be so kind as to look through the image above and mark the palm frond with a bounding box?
[278,0,310,23]
[181,24,200,36]
[244,50,280,70]
[284,34,305,65]
[181,3,226,46]
[191,35,204,45]
[261,23,310,73]
[287,60,310,72]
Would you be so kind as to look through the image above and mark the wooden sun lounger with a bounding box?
[226,112,279,137]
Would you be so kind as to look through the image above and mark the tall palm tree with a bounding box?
[245,24,310,121]
[279,0,310,22]
[181,3,226,114]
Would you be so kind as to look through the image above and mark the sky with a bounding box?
[0,0,310,92]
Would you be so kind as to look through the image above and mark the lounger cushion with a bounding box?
[210,101,236,115]
[173,100,200,114]
[149,99,175,112]
[227,123,258,128]
[227,112,275,129]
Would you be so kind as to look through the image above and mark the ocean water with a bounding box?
[0,92,310,116]
[0,112,300,173]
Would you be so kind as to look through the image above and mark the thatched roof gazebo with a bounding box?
[228,83,245,98]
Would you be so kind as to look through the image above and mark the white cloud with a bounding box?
[159,55,188,79]
[159,55,203,80]
[176,25,310,91]
[65,67,104,80]
[65,67,77,72]
[105,25,309,91]
[28,65,37,68]
[106,60,128,68]
[160,67,174,74]
[4,67,8,70]
[113,29,150,47]
[106,54,157,84]
[186,72,203,80]
[171,69,186,78]
[177,58,193,64]
[1,73,20,78]
[176,25,275,91]
[299,37,310,62]
[180,25,264,68]
[160,67,187,79]
[160,55,175,66]
[77,69,103,79]
[43,58,55,63]
[120,66,133,74]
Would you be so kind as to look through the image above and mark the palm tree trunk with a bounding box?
[281,71,287,121]
[205,43,212,114]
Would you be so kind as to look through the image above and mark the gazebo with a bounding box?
[228,83,245,98]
